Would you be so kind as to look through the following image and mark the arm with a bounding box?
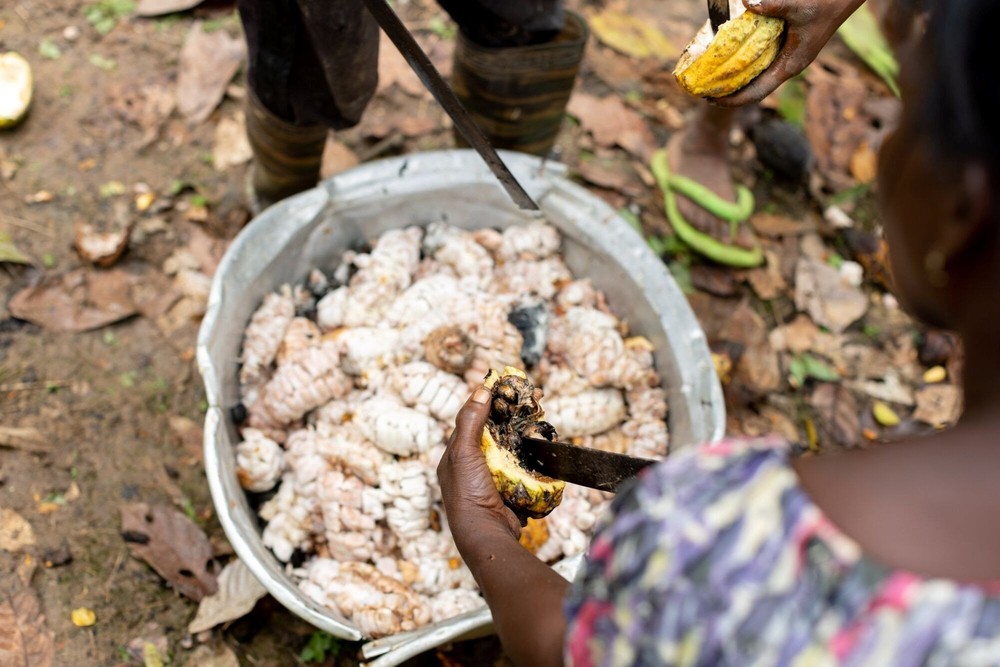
[713,0,867,106]
[438,390,569,667]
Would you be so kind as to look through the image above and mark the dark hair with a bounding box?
[907,0,1000,170]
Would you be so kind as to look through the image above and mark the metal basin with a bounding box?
[197,150,725,665]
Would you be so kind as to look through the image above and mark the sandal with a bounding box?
[650,149,764,268]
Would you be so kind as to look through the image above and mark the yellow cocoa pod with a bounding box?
[481,366,564,520]
[0,52,33,129]
[674,11,785,98]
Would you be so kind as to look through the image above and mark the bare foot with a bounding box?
[667,106,756,251]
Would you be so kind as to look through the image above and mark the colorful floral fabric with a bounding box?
[565,437,1000,666]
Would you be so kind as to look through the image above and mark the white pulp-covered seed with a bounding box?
[353,397,444,456]
[391,361,468,422]
[235,428,284,492]
[240,285,295,386]
[545,389,627,438]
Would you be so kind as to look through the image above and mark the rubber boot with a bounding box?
[245,91,328,213]
[451,10,588,157]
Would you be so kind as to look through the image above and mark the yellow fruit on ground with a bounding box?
[0,52,33,129]
[481,366,565,520]
[674,11,785,98]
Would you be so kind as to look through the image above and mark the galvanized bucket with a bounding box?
[197,150,725,665]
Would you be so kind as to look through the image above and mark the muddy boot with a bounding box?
[451,10,588,157]
[245,91,328,214]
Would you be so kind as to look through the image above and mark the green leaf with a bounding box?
[39,39,62,60]
[88,53,117,71]
[300,632,341,663]
[789,353,840,388]
[0,231,31,265]
[667,262,694,295]
[776,76,807,128]
[837,4,900,97]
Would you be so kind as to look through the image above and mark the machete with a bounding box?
[518,437,659,493]
[360,0,541,212]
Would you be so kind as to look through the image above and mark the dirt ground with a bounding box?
[0,0,955,665]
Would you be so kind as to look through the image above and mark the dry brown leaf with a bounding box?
[9,269,138,332]
[0,427,49,453]
[0,577,54,667]
[749,213,808,237]
[794,257,868,334]
[914,385,962,428]
[809,383,861,448]
[745,250,787,300]
[188,559,267,634]
[719,301,781,397]
[769,314,820,354]
[0,509,36,553]
[589,9,677,61]
[74,222,134,267]
[213,111,253,172]
[320,136,360,180]
[121,503,218,601]
[690,265,740,297]
[575,156,643,196]
[377,31,426,97]
[107,82,176,148]
[186,642,240,667]
[849,143,878,183]
[176,22,246,123]
[135,0,205,16]
[567,93,656,159]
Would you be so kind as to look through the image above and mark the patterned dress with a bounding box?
[565,437,1000,666]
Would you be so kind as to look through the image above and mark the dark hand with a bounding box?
[438,388,522,556]
[712,0,865,106]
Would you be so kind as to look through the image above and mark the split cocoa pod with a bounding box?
[674,9,785,98]
[481,366,564,521]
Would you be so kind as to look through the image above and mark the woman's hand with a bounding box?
[437,388,522,557]
[712,0,865,106]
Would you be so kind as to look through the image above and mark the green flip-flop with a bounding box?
[651,149,764,268]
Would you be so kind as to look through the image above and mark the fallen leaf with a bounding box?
[913,385,962,428]
[376,31,426,97]
[567,93,656,159]
[74,222,134,267]
[135,0,205,17]
[0,231,31,265]
[176,22,246,123]
[0,576,55,667]
[789,353,840,388]
[0,427,49,452]
[23,190,54,204]
[589,9,676,61]
[744,250,787,300]
[0,509,36,552]
[212,111,253,172]
[690,265,740,297]
[320,137,359,180]
[186,642,240,667]
[872,400,901,427]
[121,503,218,601]
[794,256,869,334]
[188,558,267,633]
[845,373,916,406]
[107,82,176,148]
[719,301,781,397]
[809,383,861,448]
[749,213,808,238]
[70,607,96,627]
[849,143,878,183]
[574,155,643,196]
[9,269,138,332]
[769,314,819,354]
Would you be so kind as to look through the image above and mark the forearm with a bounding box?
[460,526,570,667]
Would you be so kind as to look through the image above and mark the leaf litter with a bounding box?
[120,502,219,601]
[188,558,267,634]
[0,574,55,667]
[176,21,246,123]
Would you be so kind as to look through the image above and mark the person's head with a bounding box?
[879,0,999,334]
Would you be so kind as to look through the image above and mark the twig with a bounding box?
[0,212,55,237]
